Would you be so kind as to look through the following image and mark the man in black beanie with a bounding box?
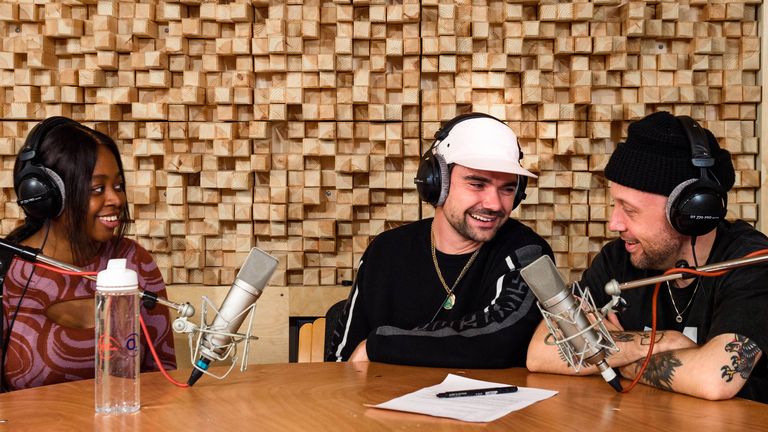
[527,112,767,403]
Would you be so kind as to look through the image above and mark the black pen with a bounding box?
[435,385,518,398]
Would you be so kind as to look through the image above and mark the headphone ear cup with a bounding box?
[42,167,66,217]
[15,166,66,220]
[416,152,450,207]
[415,151,439,206]
[666,178,726,236]
[433,154,450,207]
[512,175,528,211]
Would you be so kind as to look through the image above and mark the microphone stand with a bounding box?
[176,296,260,385]
[0,238,195,317]
[604,253,768,295]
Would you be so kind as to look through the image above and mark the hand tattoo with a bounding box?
[721,335,761,382]
[611,332,635,342]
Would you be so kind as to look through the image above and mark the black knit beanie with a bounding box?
[604,112,735,196]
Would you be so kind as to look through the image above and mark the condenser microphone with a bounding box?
[187,247,278,386]
[520,256,622,392]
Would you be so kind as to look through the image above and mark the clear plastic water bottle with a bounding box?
[95,259,140,414]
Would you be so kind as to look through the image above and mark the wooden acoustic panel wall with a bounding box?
[0,0,760,287]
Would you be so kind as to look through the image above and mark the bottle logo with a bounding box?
[98,334,120,360]
[125,332,139,357]
[98,333,140,359]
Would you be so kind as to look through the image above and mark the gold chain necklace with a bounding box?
[430,223,481,310]
[666,278,700,323]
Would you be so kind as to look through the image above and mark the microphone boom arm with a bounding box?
[605,253,768,295]
[0,237,195,317]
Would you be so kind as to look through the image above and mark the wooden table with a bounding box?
[0,362,765,431]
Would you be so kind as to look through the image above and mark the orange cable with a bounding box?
[139,315,189,388]
[32,261,98,276]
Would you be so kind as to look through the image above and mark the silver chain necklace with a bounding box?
[666,278,700,323]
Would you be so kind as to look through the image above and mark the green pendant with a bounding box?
[442,293,456,310]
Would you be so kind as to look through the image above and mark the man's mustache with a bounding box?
[469,209,506,219]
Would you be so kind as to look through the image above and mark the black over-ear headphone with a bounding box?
[665,116,727,237]
[414,112,528,209]
[14,116,77,220]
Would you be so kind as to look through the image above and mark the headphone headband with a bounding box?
[676,115,714,169]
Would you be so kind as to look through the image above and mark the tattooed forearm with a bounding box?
[639,352,683,391]
[611,331,665,345]
[721,335,761,382]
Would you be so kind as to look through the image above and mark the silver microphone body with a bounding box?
[537,280,609,367]
[188,247,278,385]
[199,277,266,359]
[521,255,622,391]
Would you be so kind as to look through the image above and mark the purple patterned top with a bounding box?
[2,238,176,390]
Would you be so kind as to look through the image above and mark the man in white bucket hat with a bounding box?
[328,113,553,367]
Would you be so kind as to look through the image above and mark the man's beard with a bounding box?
[445,208,507,243]
[630,231,684,270]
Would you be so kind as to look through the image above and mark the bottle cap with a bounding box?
[96,259,138,292]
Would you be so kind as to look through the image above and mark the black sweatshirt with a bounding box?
[328,218,553,368]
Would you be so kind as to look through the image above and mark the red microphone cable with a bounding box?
[139,315,188,388]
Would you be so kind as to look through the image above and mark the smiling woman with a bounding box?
[0,117,176,391]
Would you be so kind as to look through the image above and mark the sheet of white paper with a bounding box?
[369,373,558,423]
